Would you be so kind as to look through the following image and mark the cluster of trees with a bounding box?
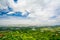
[0,26,60,40]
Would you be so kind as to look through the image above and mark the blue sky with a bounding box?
[14,0,18,2]
[0,0,60,26]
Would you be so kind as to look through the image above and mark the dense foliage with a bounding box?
[0,26,60,40]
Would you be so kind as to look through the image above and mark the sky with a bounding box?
[0,0,60,26]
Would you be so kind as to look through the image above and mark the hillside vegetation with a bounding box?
[0,26,60,40]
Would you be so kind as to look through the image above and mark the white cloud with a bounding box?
[0,0,60,26]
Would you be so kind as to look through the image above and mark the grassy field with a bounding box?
[0,26,60,40]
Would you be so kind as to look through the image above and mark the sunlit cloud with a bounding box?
[0,0,60,26]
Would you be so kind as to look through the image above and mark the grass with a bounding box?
[0,26,60,40]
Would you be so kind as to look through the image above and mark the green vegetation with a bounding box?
[0,26,60,40]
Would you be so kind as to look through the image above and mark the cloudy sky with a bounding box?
[0,0,60,26]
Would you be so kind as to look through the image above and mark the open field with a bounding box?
[0,26,60,40]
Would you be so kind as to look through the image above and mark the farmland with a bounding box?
[0,26,60,40]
